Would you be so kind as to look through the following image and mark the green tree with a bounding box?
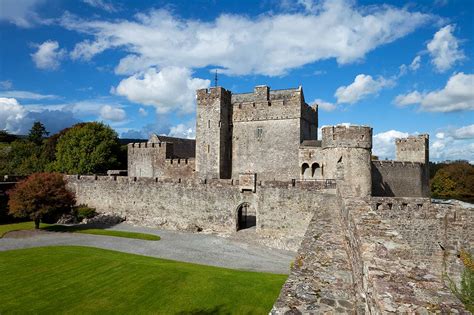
[28,121,49,145]
[53,122,121,174]
[8,173,76,229]
[431,162,474,202]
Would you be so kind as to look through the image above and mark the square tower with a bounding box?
[396,134,429,165]
[195,87,233,179]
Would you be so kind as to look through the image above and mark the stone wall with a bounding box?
[66,175,335,251]
[371,197,474,283]
[230,86,317,181]
[371,160,429,197]
[127,142,195,179]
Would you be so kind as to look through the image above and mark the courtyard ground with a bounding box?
[0,222,295,273]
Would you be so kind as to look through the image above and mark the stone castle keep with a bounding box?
[67,86,472,313]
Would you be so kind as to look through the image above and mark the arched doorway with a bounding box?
[236,202,256,231]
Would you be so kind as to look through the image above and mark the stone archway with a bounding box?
[236,202,256,231]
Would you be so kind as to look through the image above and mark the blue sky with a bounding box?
[0,0,472,162]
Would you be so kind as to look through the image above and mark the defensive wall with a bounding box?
[371,160,429,197]
[66,175,336,251]
[128,142,195,179]
[272,189,471,313]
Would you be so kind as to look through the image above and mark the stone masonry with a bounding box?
[66,85,473,313]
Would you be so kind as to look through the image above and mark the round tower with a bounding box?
[321,125,373,197]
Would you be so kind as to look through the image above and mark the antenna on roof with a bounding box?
[214,69,218,87]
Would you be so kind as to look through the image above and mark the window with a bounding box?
[256,127,263,140]
[208,120,210,128]
[207,144,210,153]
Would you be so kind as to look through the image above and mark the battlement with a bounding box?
[371,160,424,168]
[65,175,335,192]
[128,142,169,149]
[321,125,372,149]
[231,86,315,123]
[196,87,232,102]
[231,86,303,103]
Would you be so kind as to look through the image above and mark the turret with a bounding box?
[321,125,373,197]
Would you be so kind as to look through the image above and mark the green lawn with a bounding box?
[0,246,287,314]
[0,222,160,240]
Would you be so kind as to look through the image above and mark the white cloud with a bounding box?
[311,98,336,111]
[394,91,422,106]
[0,98,28,134]
[335,74,393,104]
[0,0,43,27]
[31,40,66,70]
[372,129,409,159]
[61,1,431,76]
[82,0,117,12]
[453,124,474,139]
[138,108,147,116]
[431,125,474,162]
[0,90,57,100]
[427,24,465,72]
[99,105,126,122]
[409,55,421,71]
[115,66,210,114]
[168,122,195,139]
[394,72,474,112]
[0,97,78,134]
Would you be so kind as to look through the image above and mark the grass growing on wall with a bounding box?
[0,246,287,314]
[0,222,159,240]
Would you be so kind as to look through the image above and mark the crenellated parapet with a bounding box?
[321,125,372,149]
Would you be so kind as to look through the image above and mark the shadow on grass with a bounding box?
[42,223,115,233]
[176,305,229,315]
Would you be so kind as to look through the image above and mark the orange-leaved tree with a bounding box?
[8,173,76,229]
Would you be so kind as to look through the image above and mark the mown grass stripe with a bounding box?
[0,246,287,314]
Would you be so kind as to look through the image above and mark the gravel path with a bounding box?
[0,223,295,274]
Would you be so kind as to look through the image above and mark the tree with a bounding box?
[28,121,49,145]
[53,122,121,174]
[0,130,17,143]
[8,173,75,229]
[431,161,474,202]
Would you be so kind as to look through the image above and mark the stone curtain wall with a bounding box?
[336,195,466,313]
[372,197,474,284]
[371,160,428,197]
[273,191,468,313]
[66,175,335,251]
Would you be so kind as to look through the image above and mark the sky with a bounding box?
[0,0,473,162]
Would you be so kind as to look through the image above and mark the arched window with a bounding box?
[311,163,322,178]
[301,163,311,179]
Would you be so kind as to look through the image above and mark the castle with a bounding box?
[67,85,472,313]
[128,85,430,198]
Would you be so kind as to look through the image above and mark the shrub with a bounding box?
[74,205,97,221]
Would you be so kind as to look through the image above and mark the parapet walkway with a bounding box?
[0,223,295,274]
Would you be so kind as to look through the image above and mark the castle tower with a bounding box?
[321,125,373,197]
[395,134,430,196]
[195,87,232,179]
[396,134,429,165]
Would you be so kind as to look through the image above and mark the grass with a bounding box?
[0,246,287,314]
[43,225,161,240]
[0,222,160,241]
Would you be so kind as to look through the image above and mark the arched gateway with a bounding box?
[236,202,256,231]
